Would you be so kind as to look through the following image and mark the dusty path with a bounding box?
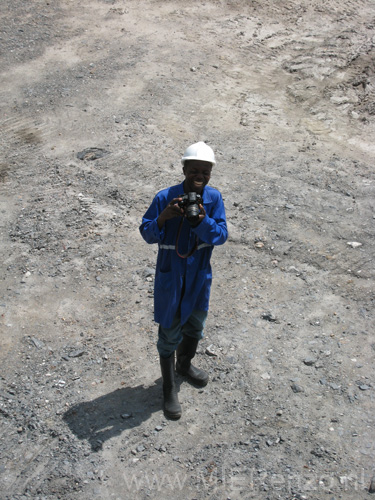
[1,1,374,498]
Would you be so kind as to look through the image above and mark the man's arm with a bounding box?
[192,193,228,246]
[139,195,184,244]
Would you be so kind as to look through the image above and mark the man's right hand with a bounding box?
[157,197,184,229]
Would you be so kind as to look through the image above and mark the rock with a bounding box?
[288,265,301,276]
[30,337,45,349]
[21,271,31,282]
[291,383,303,393]
[330,383,341,391]
[205,345,217,356]
[303,357,317,366]
[347,241,362,248]
[69,350,86,358]
[143,267,155,278]
[261,312,279,323]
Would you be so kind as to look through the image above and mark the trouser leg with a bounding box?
[176,310,209,387]
[157,312,183,358]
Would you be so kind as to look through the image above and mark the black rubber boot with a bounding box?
[160,353,181,420]
[176,335,209,387]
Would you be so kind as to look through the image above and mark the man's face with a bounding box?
[183,160,212,194]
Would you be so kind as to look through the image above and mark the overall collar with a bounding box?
[177,181,213,204]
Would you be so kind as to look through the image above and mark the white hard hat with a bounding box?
[181,141,216,167]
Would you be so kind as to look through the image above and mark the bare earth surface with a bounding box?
[1,1,375,499]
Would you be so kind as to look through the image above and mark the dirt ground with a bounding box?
[1,0,374,499]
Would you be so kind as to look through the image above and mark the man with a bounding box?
[139,142,228,419]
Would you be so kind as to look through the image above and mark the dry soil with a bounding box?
[0,1,375,499]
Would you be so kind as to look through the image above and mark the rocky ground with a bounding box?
[0,0,374,499]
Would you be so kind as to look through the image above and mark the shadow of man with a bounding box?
[63,378,164,451]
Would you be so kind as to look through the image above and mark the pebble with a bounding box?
[303,357,317,366]
[261,312,279,323]
[30,337,45,349]
[291,383,303,393]
[205,345,217,356]
[143,267,155,278]
[330,383,341,390]
[254,241,264,248]
[347,241,362,248]
[69,350,86,358]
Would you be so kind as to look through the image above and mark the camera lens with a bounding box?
[186,204,200,222]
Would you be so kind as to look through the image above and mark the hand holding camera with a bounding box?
[178,192,204,225]
[157,193,205,229]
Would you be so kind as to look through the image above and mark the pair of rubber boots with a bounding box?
[159,335,208,420]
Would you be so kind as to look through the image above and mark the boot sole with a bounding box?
[163,407,182,420]
[176,367,209,387]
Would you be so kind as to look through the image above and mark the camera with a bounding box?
[178,192,202,223]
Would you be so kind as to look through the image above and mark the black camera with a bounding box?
[178,192,202,223]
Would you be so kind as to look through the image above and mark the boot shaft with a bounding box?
[176,335,209,387]
[159,353,181,419]
[160,352,176,389]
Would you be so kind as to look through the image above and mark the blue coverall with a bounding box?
[139,181,228,334]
